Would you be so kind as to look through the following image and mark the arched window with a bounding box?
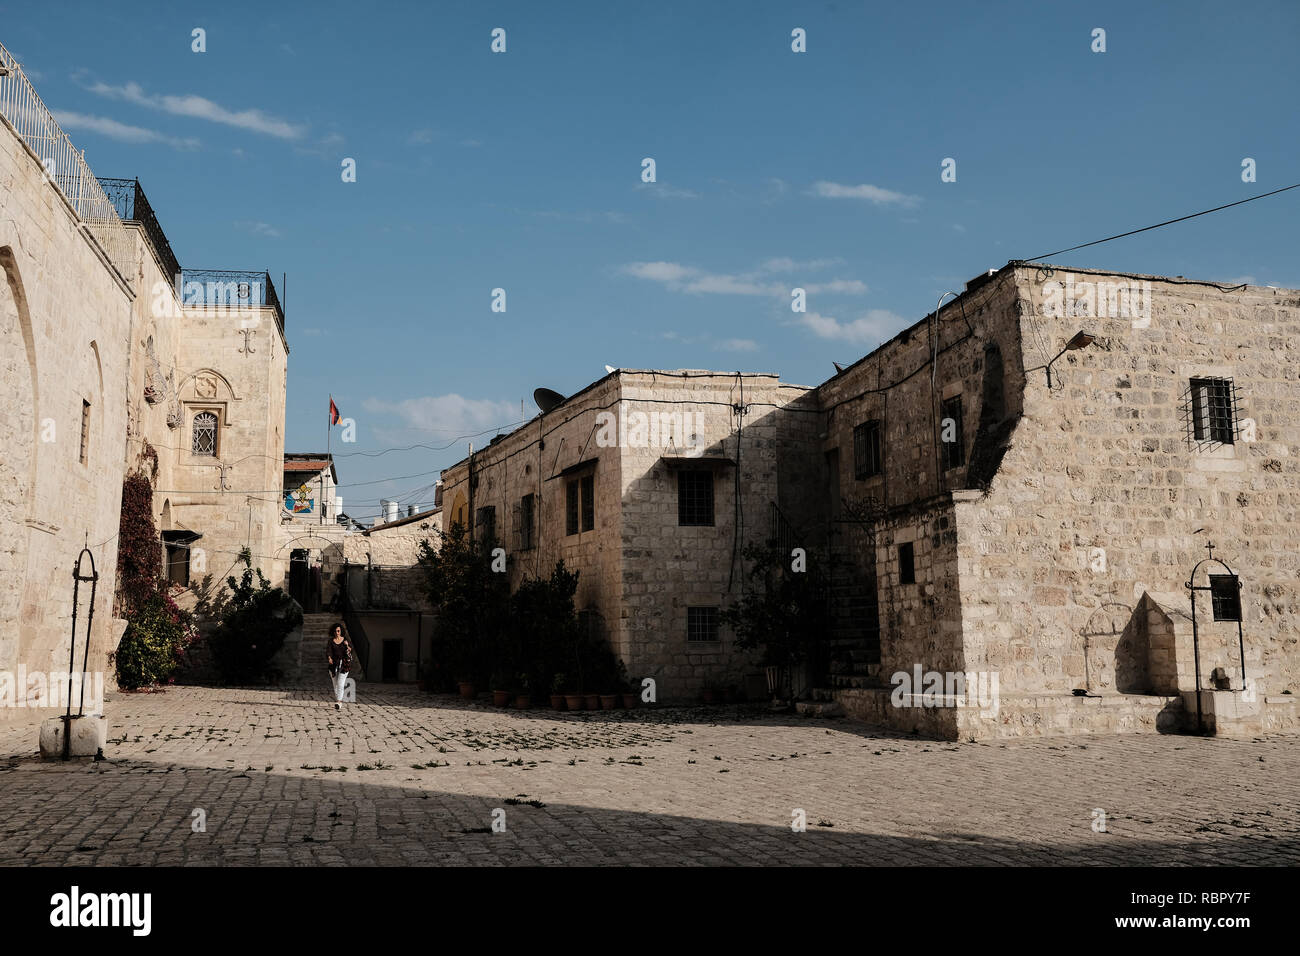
[192,411,218,456]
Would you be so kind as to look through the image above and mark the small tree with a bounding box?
[111,589,197,690]
[418,522,509,689]
[209,551,302,684]
[721,542,831,675]
[115,472,160,617]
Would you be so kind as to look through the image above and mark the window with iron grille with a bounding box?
[853,420,882,479]
[678,470,714,526]
[191,411,217,456]
[519,493,535,550]
[566,480,580,536]
[687,606,720,643]
[940,396,965,469]
[1209,574,1241,622]
[1190,378,1236,445]
[581,474,595,531]
[475,505,496,544]
[79,400,90,465]
[898,542,915,585]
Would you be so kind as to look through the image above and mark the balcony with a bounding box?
[179,268,286,336]
[99,177,181,284]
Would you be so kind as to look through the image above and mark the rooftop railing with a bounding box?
[0,41,136,287]
[99,177,181,284]
[179,268,285,334]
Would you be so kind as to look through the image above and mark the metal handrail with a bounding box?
[99,177,181,283]
[0,41,136,287]
[179,268,285,334]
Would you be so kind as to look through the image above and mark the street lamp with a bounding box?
[1044,330,1095,387]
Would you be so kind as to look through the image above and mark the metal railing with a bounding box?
[179,268,285,334]
[99,177,181,283]
[0,41,136,287]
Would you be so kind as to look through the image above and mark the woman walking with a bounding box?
[326,622,353,710]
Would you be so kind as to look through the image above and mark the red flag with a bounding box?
[329,397,341,425]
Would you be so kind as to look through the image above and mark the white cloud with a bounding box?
[761,257,843,273]
[52,110,199,149]
[811,180,920,207]
[362,394,521,438]
[85,80,305,139]
[635,182,699,200]
[798,309,906,345]
[409,128,434,144]
[623,260,866,298]
[716,338,758,352]
[235,220,283,239]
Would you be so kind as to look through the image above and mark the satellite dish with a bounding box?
[534,387,565,413]
[604,365,617,374]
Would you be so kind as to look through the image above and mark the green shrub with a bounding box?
[112,589,196,690]
[209,558,303,685]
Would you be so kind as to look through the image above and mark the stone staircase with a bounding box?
[273,613,365,686]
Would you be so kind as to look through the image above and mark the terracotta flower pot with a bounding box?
[492,689,510,707]
[550,694,566,710]
[701,688,716,704]
[621,692,639,709]
[514,694,530,709]
[584,693,600,711]
[564,693,584,711]
[600,694,618,710]
[458,682,475,700]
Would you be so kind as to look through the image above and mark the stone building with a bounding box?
[0,46,288,716]
[437,370,822,700]
[438,266,1300,737]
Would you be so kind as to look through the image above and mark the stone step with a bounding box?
[795,699,844,718]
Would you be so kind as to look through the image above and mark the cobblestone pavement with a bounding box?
[0,685,1296,866]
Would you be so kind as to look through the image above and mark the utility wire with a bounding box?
[1016,183,1300,263]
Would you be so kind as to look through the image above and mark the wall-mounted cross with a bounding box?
[1205,541,1216,561]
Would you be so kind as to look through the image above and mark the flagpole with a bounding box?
[323,396,330,525]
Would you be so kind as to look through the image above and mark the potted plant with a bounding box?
[550,673,567,710]
[514,672,531,709]
[457,677,476,700]
[564,689,585,711]
[617,660,639,709]
[600,690,619,710]
[583,690,601,711]
[491,671,511,707]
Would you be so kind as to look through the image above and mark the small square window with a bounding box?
[1209,574,1241,622]
[940,396,965,470]
[853,420,882,479]
[678,470,714,526]
[687,606,720,643]
[898,542,915,585]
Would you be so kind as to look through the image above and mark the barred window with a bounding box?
[898,542,915,585]
[1191,378,1235,445]
[940,396,965,470]
[687,606,720,643]
[1210,574,1241,622]
[519,494,535,550]
[191,411,217,456]
[581,474,595,532]
[566,480,580,536]
[853,420,882,479]
[678,470,714,526]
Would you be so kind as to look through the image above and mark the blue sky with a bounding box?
[5,0,1298,521]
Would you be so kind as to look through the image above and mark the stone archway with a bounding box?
[0,246,38,671]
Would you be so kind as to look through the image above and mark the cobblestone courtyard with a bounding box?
[0,685,1296,866]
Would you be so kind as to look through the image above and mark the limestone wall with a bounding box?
[0,116,136,712]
